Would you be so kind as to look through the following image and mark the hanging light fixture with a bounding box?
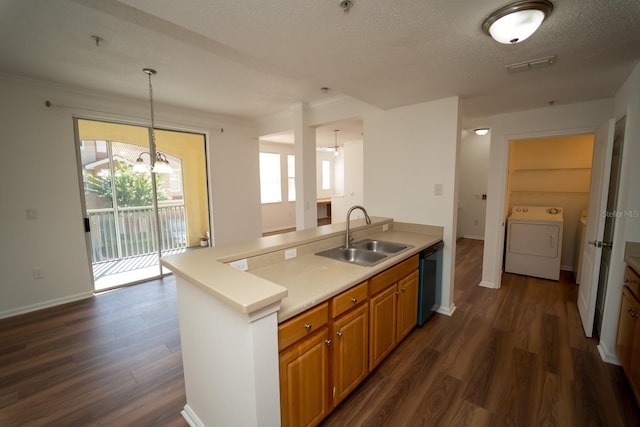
[482,0,553,44]
[134,68,172,174]
[333,130,340,157]
[133,151,172,173]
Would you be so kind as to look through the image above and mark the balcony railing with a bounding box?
[88,205,187,263]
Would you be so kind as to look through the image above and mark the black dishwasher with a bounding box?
[417,240,444,326]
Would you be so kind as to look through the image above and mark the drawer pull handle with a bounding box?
[351,297,358,303]
[304,323,312,330]
[325,339,332,346]
[395,291,400,295]
[337,331,343,337]
[402,287,407,292]
[625,278,630,283]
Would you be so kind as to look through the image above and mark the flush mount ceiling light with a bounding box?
[474,128,490,136]
[482,0,553,44]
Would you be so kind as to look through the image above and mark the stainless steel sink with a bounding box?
[353,239,411,254]
[315,246,388,266]
[315,239,412,266]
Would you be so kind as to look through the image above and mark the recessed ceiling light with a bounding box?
[482,0,553,44]
[474,128,490,136]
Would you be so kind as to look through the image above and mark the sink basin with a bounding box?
[353,239,411,254]
[315,246,388,266]
[315,239,412,266]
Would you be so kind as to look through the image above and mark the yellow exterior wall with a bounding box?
[78,119,208,248]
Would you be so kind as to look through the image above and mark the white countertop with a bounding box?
[253,230,441,321]
[161,218,442,322]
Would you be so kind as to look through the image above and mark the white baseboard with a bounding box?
[479,280,498,289]
[436,303,456,317]
[0,291,94,320]
[597,341,621,365]
[182,405,205,427]
[462,235,484,240]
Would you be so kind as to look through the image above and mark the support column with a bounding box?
[292,103,317,230]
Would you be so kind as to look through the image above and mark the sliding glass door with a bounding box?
[75,119,208,291]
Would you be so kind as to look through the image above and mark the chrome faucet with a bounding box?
[345,205,371,248]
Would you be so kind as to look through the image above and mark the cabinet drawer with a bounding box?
[332,281,368,318]
[279,302,329,351]
[625,266,640,300]
[369,255,419,296]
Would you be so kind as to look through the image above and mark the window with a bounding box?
[322,160,331,190]
[287,155,296,202]
[259,152,282,203]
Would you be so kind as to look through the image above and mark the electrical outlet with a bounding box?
[229,259,248,271]
[285,248,297,260]
[382,224,389,232]
[434,184,443,196]
[33,267,43,279]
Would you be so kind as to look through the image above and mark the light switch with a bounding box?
[434,184,443,196]
[26,209,38,220]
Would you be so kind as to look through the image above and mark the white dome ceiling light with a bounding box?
[482,0,553,44]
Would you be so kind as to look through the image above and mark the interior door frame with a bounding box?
[578,118,615,337]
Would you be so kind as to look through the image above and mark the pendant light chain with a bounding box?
[145,68,157,149]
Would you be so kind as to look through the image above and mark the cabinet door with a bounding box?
[369,284,397,371]
[616,289,636,372]
[279,329,330,427]
[397,270,419,342]
[628,294,640,403]
[332,302,369,406]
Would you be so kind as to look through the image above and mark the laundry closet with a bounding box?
[505,134,595,280]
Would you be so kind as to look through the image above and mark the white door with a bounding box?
[578,119,615,337]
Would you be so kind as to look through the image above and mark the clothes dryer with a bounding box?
[505,206,564,281]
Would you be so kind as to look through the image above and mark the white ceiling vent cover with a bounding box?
[506,55,557,73]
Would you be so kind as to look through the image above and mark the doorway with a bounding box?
[593,116,626,336]
[75,119,209,291]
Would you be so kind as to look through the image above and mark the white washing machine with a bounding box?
[505,206,564,281]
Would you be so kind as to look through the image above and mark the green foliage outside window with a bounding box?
[85,162,168,207]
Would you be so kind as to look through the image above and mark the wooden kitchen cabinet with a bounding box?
[369,284,398,371]
[616,266,640,404]
[368,255,419,371]
[278,302,330,427]
[331,302,369,405]
[279,283,369,426]
[279,328,331,427]
[397,270,419,342]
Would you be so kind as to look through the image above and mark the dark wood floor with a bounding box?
[321,239,640,426]
[1,239,638,426]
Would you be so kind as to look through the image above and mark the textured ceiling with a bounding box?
[1,0,639,145]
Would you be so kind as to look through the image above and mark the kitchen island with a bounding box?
[162,217,442,427]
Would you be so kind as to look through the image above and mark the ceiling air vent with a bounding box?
[506,55,556,73]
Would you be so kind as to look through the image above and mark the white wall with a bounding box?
[259,141,296,233]
[364,97,460,314]
[0,74,261,318]
[479,98,613,290]
[257,141,340,233]
[598,62,640,362]
[457,130,490,240]
[331,140,364,223]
